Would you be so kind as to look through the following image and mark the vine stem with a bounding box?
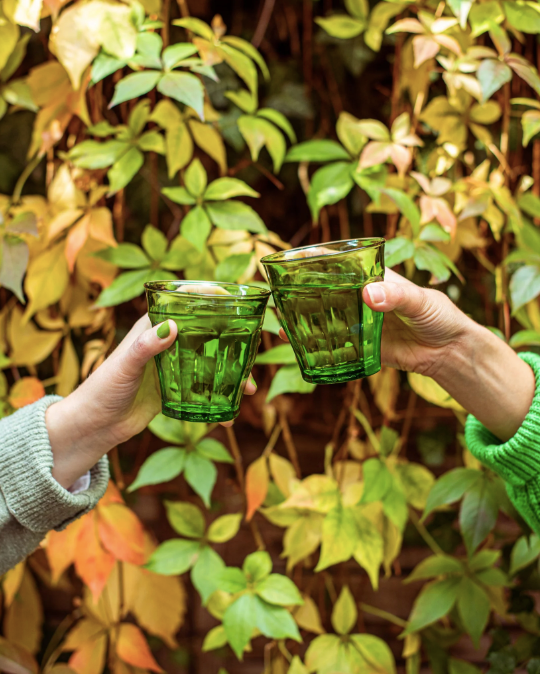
[226,425,245,492]
[278,403,301,477]
[252,0,276,47]
[12,154,43,204]
[360,603,407,628]
[408,508,445,556]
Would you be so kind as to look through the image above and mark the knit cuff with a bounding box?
[0,396,109,533]
[465,352,540,487]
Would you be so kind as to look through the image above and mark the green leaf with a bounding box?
[361,458,392,503]
[266,365,316,401]
[419,224,451,243]
[337,112,368,156]
[253,595,302,641]
[196,438,233,463]
[137,130,165,153]
[218,566,248,593]
[285,139,351,162]
[205,201,267,233]
[385,237,415,267]
[256,344,297,365]
[202,625,228,651]
[205,178,259,201]
[94,268,157,307]
[136,31,163,60]
[214,253,253,282]
[88,120,117,137]
[243,551,272,581]
[223,594,256,659]
[449,659,482,674]
[468,549,500,571]
[68,140,127,169]
[191,545,226,604]
[345,0,369,18]
[107,146,144,194]
[91,53,125,84]
[184,451,217,507]
[142,224,168,262]
[0,239,28,303]
[127,447,186,492]
[406,555,464,583]
[381,188,421,236]
[162,186,196,205]
[510,534,540,575]
[365,2,405,52]
[256,574,303,606]
[1,34,30,82]
[185,158,207,197]
[519,192,540,218]
[352,512,384,589]
[460,476,499,554]
[307,162,354,222]
[220,44,258,96]
[316,505,359,571]
[331,585,357,635]
[165,500,205,538]
[162,42,199,69]
[475,567,507,587]
[262,308,281,335]
[315,15,365,39]
[305,635,341,673]
[504,1,540,33]
[510,264,540,311]
[423,468,481,519]
[207,514,243,543]
[157,72,205,120]
[288,656,309,674]
[109,71,162,108]
[456,577,490,647]
[238,115,287,173]
[382,488,409,532]
[128,98,151,136]
[148,412,186,444]
[403,577,461,635]
[414,245,452,283]
[477,59,512,102]
[181,206,212,252]
[350,634,397,674]
[257,108,297,143]
[146,539,200,575]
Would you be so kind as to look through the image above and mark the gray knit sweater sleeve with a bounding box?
[0,395,109,574]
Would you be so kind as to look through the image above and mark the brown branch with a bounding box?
[278,403,301,478]
[252,0,276,47]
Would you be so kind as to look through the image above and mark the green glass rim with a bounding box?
[144,280,271,300]
[260,237,385,265]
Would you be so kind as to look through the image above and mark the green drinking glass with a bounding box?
[261,238,385,384]
[145,281,271,422]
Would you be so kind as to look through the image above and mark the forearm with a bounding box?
[434,320,536,442]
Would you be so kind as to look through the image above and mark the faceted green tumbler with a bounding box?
[145,281,270,422]
[261,238,385,384]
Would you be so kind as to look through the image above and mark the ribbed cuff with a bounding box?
[465,352,540,534]
[0,396,109,533]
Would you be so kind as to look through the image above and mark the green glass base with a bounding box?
[162,402,240,423]
[301,362,381,384]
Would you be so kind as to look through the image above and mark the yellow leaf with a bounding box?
[76,239,116,288]
[23,242,69,321]
[46,518,83,583]
[245,455,269,521]
[293,595,325,634]
[407,371,465,411]
[188,119,227,175]
[2,561,25,608]
[56,335,79,397]
[4,0,43,31]
[48,163,86,213]
[0,8,19,72]
[368,366,399,418]
[269,453,297,498]
[3,567,43,655]
[8,306,63,366]
[88,207,117,248]
[122,563,186,649]
[82,562,121,628]
[68,634,107,674]
[62,618,105,650]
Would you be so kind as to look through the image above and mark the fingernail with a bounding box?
[157,321,170,339]
[367,285,386,305]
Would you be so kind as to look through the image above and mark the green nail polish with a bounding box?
[157,321,170,339]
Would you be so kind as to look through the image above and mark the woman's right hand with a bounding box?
[279,267,536,441]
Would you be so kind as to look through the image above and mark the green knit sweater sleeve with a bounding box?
[465,351,540,534]
[0,395,109,575]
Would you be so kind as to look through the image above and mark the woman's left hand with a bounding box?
[46,315,257,488]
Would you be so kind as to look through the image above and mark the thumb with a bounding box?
[363,281,428,319]
[119,319,177,380]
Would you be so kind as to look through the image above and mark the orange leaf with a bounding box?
[101,480,124,506]
[46,518,83,583]
[116,623,163,672]
[68,634,107,674]
[66,213,90,272]
[2,561,25,607]
[8,377,45,409]
[88,208,117,248]
[74,512,115,601]
[245,456,269,521]
[3,568,43,655]
[97,504,145,565]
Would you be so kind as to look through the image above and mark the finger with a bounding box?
[363,281,428,319]
[245,375,257,396]
[220,420,234,428]
[278,328,289,342]
[118,319,178,380]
